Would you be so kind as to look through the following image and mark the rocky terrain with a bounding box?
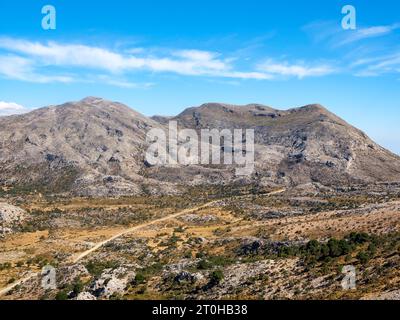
[152,102,400,186]
[0,97,175,197]
[0,183,398,300]
[0,97,399,300]
[0,203,27,237]
[1,97,400,197]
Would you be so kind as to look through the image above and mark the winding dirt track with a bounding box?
[0,188,285,297]
[69,200,220,263]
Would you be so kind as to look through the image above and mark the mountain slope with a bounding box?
[162,102,400,186]
[0,97,172,196]
[0,98,399,196]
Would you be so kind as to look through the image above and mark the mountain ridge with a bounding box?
[0,97,399,196]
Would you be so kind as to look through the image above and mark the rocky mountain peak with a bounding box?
[79,96,106,104]
[0,97,399,196]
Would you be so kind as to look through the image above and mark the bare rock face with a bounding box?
[0,97,399,196]
[57,264,90,286]
[173,271,204,284]
[75,292,97,300]
[0,97,175,196]
[0,202,27,236]
[362,289,400,300]
[168,102,400,186]
[89,267,135,299]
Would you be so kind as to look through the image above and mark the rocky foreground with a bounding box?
[0,183,398,300]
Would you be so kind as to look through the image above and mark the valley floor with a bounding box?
[0,183,399,300]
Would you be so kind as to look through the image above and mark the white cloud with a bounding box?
[0,101,29,116]
[219,71,272,80]
[339,24,400,45]
[304,20,400,77]
[0,38,278,80]
[0,37,336,83]
[173,49,220,62]
[351,52,400,77]
[103,79,153,88]
[124,47,145,54]
[95,75,154,88]
[257,60,335,79]
[0,55,73,83]
[304,20,400,49]
[0,38,235,77]
[0,38,141,72]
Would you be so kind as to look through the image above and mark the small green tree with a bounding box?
[328,239,342,257]
[209,270,224,285]
[134,273,146,285]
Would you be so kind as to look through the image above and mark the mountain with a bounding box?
[0,97,399,196]
[168,102,400,186]
[0,97,174,196]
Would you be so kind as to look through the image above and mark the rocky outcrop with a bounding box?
[173,271,204,284]
[75,291,97,300]
[89,267,135,298]
[0,202,27,236]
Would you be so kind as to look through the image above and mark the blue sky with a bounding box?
[0,0,400,153]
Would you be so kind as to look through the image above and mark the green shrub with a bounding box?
[356,251,370,264]
[174,226,185,233]
[197,259,212,270]
[347,232,370,244]
[367,243,377,256]
[85,260,120,277]
[55,290,69,300]
[72,279,84,296]
[209,270,224,285]
[134,273,146,285]
[207,255,234,267]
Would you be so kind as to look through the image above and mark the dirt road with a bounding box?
[0,188,285,297]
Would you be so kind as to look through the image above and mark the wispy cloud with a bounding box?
[0,101,29,116]
[302,20,342,44]
[352,52,400,77]
[0,55,73,83]
[94,75,155,88]
[257,60,335,79]
[304,20,400,48]
[0,38,256,79]
[338,23,400,46]
[0,37,334,85]
[303,20,400,78]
